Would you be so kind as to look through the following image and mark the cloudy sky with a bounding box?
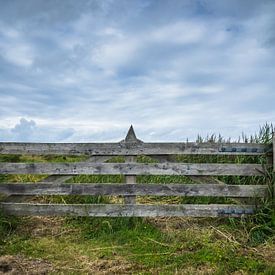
[0,0,274,142]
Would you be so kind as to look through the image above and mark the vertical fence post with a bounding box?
[273,133,275,171]
[123,126,143,204]
[125,155,136,204]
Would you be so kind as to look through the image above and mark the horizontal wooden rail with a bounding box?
[0,142,270,156]
[0,163,264,176]
[0,203,255,217]
[0,183,267,197]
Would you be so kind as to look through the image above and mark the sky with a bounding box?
[0,0,274,142]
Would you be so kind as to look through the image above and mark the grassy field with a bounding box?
[0,124,274,274]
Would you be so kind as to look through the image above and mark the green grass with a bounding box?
[0,214,273,273]
[0,123,274,273]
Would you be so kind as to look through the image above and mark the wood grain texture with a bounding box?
[0,142,269,156]
[0,203,255,217]
[0,163,264,176]
[0,183,267,197]
[39,156,111,183]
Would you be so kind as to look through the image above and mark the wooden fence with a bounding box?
[0,126,274,218]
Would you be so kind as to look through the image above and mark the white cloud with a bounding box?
[91,38,140,75]
[151,20,206,44]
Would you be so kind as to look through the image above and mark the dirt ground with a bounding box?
[0,255,53,275]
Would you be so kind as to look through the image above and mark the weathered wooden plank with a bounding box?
[0,183,267,197]
[0,163,264,176]
[0,142,269,156]
[39,156,111,183]
[0,203,255,217]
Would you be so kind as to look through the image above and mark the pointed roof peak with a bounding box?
[121,125,143,144]
[125,125,136,141]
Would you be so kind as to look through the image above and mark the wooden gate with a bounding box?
[0,126,273,217]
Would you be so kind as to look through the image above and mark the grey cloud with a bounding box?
[0,118,75,142]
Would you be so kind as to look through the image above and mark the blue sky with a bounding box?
[0,0,274,142]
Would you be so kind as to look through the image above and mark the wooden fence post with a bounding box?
[123,126,142,204]
[273,133,275,171]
